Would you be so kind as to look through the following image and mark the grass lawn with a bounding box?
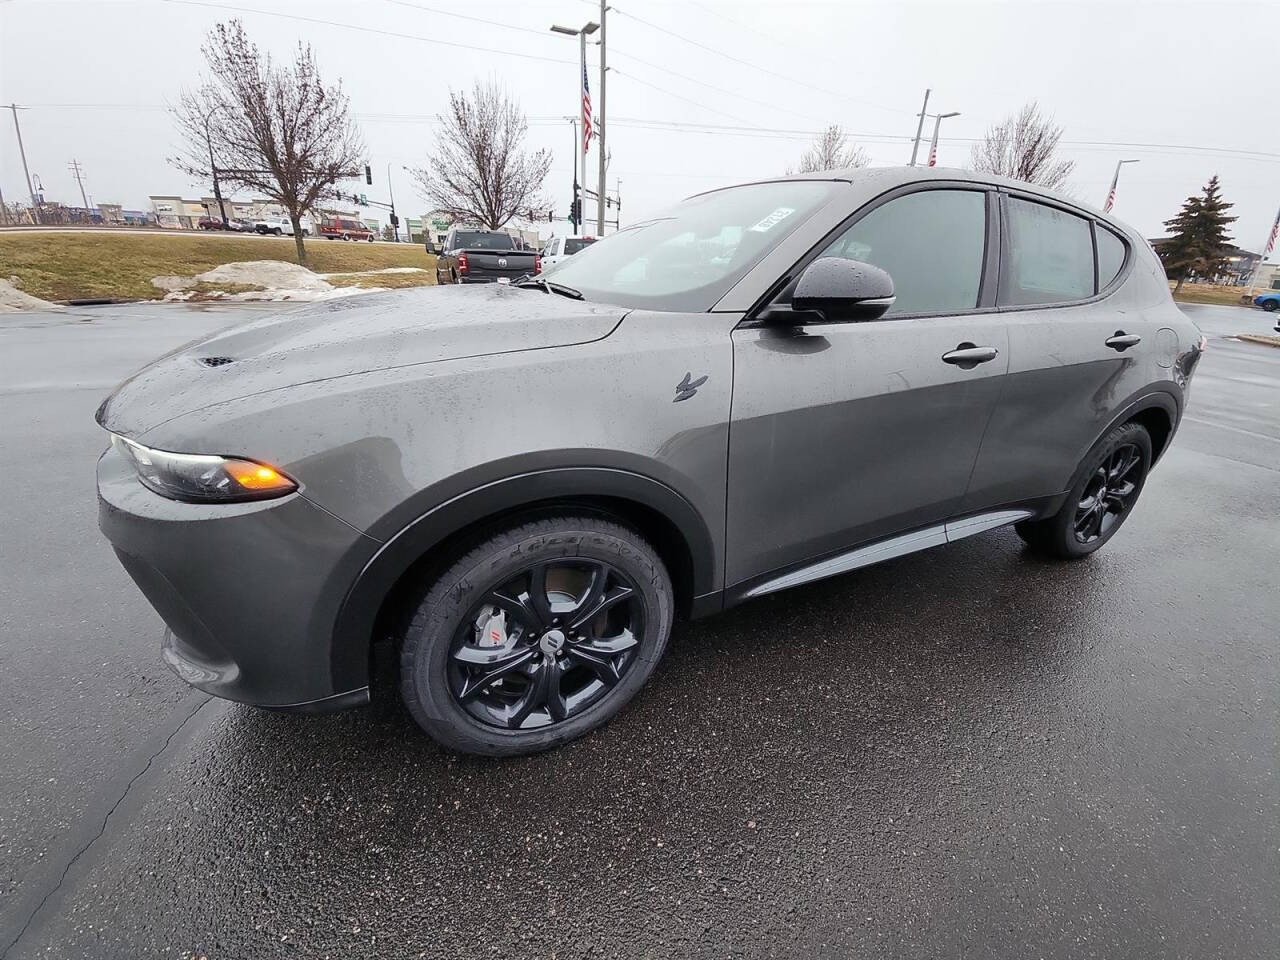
[1170,282,1255,306]
[0,231,436,302]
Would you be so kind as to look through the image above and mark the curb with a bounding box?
[1236,334,1280,348]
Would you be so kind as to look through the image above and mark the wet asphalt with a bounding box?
[1,301,1276,959]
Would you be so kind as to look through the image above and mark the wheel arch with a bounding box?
[328,468,721,694]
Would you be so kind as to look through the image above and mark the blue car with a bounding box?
[1254,291,1280,312]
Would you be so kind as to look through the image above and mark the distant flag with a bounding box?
[582,63,593,151]
[1104,185,1117,213]
[927,141,937,167]
[1264,206,1280,259]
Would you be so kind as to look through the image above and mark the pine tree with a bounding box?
[1159,175,1237,293]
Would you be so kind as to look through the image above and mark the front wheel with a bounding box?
[271,227,282,236]
[399,516,674,756]
[1016,421,1152,559]
[1262,300,1278,312]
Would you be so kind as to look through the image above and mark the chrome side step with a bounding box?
[744,508,1034,599]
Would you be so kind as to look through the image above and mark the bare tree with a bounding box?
[411,81,551,230]
[969,101,1074,190]
[791,124,869,174]
[173,20,364,265]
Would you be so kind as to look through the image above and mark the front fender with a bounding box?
[325,464,723,694]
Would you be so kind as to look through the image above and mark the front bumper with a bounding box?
[97,444,377,710]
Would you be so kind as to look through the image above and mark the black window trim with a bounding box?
[743,180,1000,326]
[995,188,1133,313]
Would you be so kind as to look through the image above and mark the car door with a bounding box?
[961,193,1160,511]
[726,186,1009,589]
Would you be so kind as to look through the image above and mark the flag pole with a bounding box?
[1245,203,1280,300]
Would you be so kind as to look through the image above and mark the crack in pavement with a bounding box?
[1,695,213,959]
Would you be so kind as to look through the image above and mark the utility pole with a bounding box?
[597,0,608,234]
[926,111,960,167]
[68,159,90,212]
[10,104,37,208]
[386,161,398,241]
[202,105,229,227]
[909,89,931,167]
[1102,158,1139,213]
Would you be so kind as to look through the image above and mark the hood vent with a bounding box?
[197,356,238,367]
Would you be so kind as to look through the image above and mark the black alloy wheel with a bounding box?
[1072,442,1143,544]
[1016,420,1152,560]
[399,515,674,756]
[447,559,644,730]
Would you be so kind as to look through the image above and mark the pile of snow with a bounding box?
[0,276,61,313]
[152,260,383,303]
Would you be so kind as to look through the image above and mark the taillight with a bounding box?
[457,253,469,275]
[534,255,542,275]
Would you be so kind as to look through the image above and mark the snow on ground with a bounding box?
[151,260,393,303]
[0,277,62,313]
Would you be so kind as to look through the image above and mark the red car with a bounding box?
[319,217,375,242]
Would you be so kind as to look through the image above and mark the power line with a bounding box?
[611,5,910,117]
[154,0,577,66]
[609,70,758,127]
[610,46,827,127]
[378,0,553,40]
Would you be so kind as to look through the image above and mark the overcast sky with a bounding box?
[2,0,1277,249]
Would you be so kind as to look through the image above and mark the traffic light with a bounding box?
[364,164,372,185]
[390,213,399,227]
[547,209,554,222]
[359,193,367,205]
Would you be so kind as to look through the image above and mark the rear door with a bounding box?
[962,193,1158,510]
[726,185,1009,588]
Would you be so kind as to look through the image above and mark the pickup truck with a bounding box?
[431,228,539,284]
[254,217,310,237]
[540,235,597,270]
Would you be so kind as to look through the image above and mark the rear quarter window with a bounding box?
[1000,197,1095,306]
[1096,226,1128,290]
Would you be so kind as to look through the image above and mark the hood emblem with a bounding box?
[497,257,507,267]
[673,372,708,402]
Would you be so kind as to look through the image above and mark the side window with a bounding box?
[817,189,986,316]
[1000,198,1095,305]
[1096,226,1127,290]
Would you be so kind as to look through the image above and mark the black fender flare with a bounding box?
[1068,388,1181,487]
[328,467,720,691]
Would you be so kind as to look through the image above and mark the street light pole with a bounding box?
[926,111,960,167]
[909,89,931,166]
[1103,158,1139,213]
[597,0,607,235]
[550,20,599,239]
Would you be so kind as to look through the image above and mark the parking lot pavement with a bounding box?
[1,301,1277,958]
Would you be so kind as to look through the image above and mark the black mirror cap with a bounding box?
[792,257,895,322]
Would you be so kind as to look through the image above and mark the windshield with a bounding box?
[564,238,595,255]
[455,231,514,250]
[542,180,834,311]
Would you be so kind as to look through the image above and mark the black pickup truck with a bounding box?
[430,228,540,284]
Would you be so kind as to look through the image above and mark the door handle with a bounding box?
[942,342,999,367]
[1105,331,1142,351]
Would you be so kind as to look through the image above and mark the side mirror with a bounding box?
[788,257,895,323]
[425,240,437,254]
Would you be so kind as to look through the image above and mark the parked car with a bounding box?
[318,217,375,242]
[1253,291,1279,312]
[540,235,597,270]
[95,168,1204,757]
[254,217,309,237]
[227,218,256,233]
[432,227,539,284]
[196,216,229,230]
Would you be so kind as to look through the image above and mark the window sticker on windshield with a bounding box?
[748,207,796,233]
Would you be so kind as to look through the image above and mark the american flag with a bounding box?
[1264,208,1280,259]
[1103,187,1116,213]
[927,141,937,167]
[582,63,593,150]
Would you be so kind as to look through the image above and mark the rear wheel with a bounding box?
[399,516,674,756]
[1016,421,1152,559]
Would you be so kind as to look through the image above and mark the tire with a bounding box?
[271,227,283,236]
[1262,300,1277,312]
[399,516,674,757]
[367,235,375,242]
[1016,421,1153,560]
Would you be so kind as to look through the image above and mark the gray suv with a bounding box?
[96,168,1203,756]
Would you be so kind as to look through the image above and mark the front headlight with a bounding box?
[110,435,297,502]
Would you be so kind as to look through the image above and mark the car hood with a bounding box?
[97,285,627,436]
